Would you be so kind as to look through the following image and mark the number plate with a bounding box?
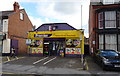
[114,65,120,67]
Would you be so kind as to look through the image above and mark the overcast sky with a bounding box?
[0,0,90,38]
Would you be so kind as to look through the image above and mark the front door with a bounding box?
[11,39,18,56]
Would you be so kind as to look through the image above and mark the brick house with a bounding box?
[0,2,33,55]
[89,0,120,54]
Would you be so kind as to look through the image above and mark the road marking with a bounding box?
[43,57,56,65]
[15,56,19,59]
[85,59,89,70]
[3,57,25,64]
[0,72,14,74]
[7,56,10,61]
[33,57,48,64]
[86,62,89,70]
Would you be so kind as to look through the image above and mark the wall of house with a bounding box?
[8,9,33,55]
[89,4,120,53]
[89,5,96,53]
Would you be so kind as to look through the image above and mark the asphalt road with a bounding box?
[2,56,85,74]
[1,56,120,75]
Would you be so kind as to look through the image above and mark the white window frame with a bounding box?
[98,12,104,29]
[117,12,120,28]
[3,19,8,33]
[20,12,24,20]
[118,35,120,52]
[105,11,116,28]
[105,34,117,51]
[99,34,103,49]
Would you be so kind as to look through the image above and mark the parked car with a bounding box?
[93,49,120,70]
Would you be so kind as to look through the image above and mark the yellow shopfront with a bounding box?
[26,30,84,57]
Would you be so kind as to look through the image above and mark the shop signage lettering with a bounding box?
[54,35,75,36]
[34,34,52,37]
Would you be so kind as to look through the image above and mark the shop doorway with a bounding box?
[43,38,65,56]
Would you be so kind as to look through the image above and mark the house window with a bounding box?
[99,34,103,49]
[20,12,24,20]
[105,11,116,28]
[118,35,120,52]
[105,34,117,51]
[117,12,120,28]
[98,12,103,29]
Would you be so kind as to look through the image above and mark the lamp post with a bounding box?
[81,5,82,29]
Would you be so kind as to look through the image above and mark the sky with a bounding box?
[0,0,90,38]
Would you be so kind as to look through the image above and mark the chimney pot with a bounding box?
[13,2,20,12]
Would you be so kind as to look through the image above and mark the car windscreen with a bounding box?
[100,51,119,57]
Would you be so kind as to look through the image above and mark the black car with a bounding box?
[93,49,120,70]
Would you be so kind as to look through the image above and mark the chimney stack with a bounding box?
[13,2,20,12]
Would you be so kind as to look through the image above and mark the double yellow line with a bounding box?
[0,72,14,74]
[7,56,10,61]
[2,56,19,63]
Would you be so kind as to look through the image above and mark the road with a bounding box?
[2,56,86,75]
[1,56,120,75]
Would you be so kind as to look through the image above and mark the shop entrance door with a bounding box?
[43,38,65,56]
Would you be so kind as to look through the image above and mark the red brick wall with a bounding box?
[89,5,96,52]
[8,9,33,55]
[89,4,120,53]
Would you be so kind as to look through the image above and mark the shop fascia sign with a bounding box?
[30,30,82,38]
[34,34,52,37]
[34,33,78,38]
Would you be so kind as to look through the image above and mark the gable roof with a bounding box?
[35,23,77,31]
[0,9,24,19]
[2,10,15,16]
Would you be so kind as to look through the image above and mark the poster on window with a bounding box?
[37,48,43,53]
[66,48,81,54]
[26,39,31,45]
[30,40,43,47]
[32,48,43,53]
[32,48,36,53]
[66,39,80,47]
[36,40,43,47]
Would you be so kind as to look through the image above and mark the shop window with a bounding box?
[118,35,120,52]
[99,35,103,49]
[66,39,80,48]
[98,12,103,29]
[105,34,117,51]
[105,11,116,28]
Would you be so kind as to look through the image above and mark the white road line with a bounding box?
[43,57,56,65]
[33,57,48,64]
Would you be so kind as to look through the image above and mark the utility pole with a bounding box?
[81,5,82,29]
